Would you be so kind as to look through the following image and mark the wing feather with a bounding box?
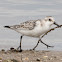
[10,20,38,30]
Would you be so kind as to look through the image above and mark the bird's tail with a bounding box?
[4,26,10,28]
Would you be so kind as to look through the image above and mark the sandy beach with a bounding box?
[0,49,62,62]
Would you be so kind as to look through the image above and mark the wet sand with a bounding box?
[0,49,62,62]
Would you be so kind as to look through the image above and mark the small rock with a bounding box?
[43,56,48,58]
[36,58,40,61]
[10,47,15,50]
[10,48,18,52]
[1,49,5,52]
[23,57,29,61]
[0,57,2,60]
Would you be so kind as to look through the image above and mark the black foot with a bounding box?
[17,46,23,52]
[32,48,35,50]
[47,45,54,48]
[19,49,23,52]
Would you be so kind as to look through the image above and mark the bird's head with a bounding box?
[44,16,59,27]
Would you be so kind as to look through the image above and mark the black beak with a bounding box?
[54,22,60,27]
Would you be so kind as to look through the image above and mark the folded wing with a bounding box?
[4,20,37,30]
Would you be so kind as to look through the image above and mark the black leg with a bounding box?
[17,36,23,52]
[40,39,54,48]
[31,25,62,50]
[32,39,40,50]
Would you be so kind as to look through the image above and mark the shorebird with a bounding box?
[4,16,59,52]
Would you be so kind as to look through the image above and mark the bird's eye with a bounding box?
[49,19,52,21]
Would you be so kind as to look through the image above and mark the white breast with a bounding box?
[16,21,50,37]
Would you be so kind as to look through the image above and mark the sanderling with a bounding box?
[4,16,59,52]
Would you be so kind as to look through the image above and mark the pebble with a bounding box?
[43,56,48,58]
[0,57,2,60]
[10,47,15,50]
[36,58,40,61]
[1,49,5,52]
[23,57,29,61]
